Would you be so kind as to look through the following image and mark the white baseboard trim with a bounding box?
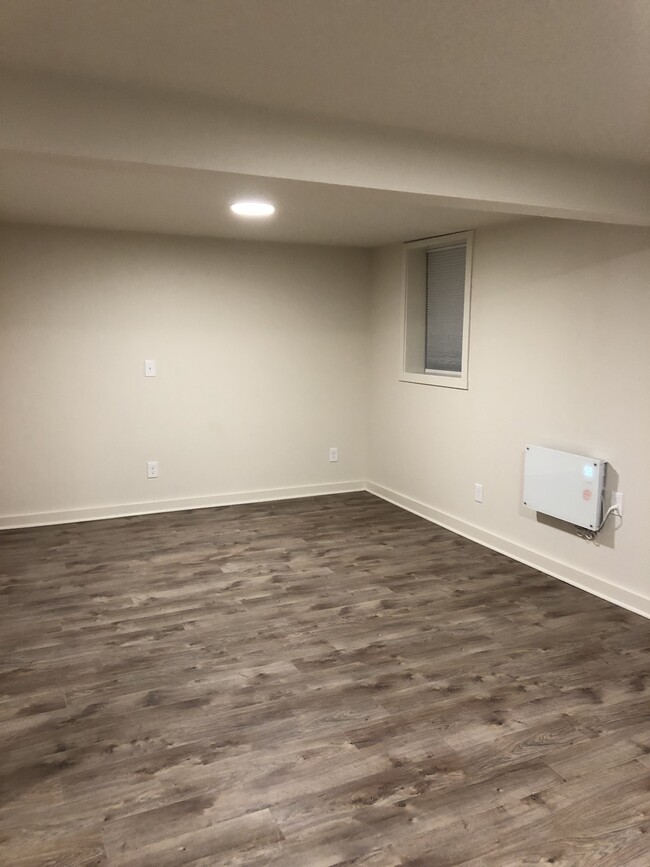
[367,481,650,621]
[4,479,648,621]
[0,481,365,530]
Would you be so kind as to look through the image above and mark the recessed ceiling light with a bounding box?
[230,201,275,217]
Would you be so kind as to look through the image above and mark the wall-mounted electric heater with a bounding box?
[523,445,607,530]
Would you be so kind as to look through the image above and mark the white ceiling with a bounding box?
[0,0,647,245]
[2,0,648,165]
[0,151,519,247]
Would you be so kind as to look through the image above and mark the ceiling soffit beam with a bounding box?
[2,71,648,227]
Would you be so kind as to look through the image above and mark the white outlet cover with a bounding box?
[144,360,156,377]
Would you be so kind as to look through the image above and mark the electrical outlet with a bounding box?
[328,447,338,463]
[144,360,156,377]
[147,461,159,479]
[613,491,624,516]
[474,483,483,503]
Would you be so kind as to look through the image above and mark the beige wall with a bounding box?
[3,218,649,616]
[0,225,370,523]
[369,219,650,614]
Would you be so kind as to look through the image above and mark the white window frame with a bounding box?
[400,230,473,390]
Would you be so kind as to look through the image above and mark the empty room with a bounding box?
[1,1,649,865]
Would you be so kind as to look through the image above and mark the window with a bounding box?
[401,231,473,389]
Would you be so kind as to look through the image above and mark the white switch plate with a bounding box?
[328,447,338,462]
[474,483,483,503]
[144,360,156,377]
[147,461,159,478]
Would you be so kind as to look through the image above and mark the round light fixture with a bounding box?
[230,201,275,217]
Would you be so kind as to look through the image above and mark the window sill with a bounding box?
[399,371,468,390]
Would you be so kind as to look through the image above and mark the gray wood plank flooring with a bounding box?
[1,492,649,866]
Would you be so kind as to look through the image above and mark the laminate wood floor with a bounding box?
[1,492,650,866]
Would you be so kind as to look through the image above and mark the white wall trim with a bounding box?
[0,481,365,530]
[367,481,650,621]
[4,478,648,622]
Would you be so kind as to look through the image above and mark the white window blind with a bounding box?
[425,242,467,373]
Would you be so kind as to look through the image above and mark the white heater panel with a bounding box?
[523,445,606,530]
